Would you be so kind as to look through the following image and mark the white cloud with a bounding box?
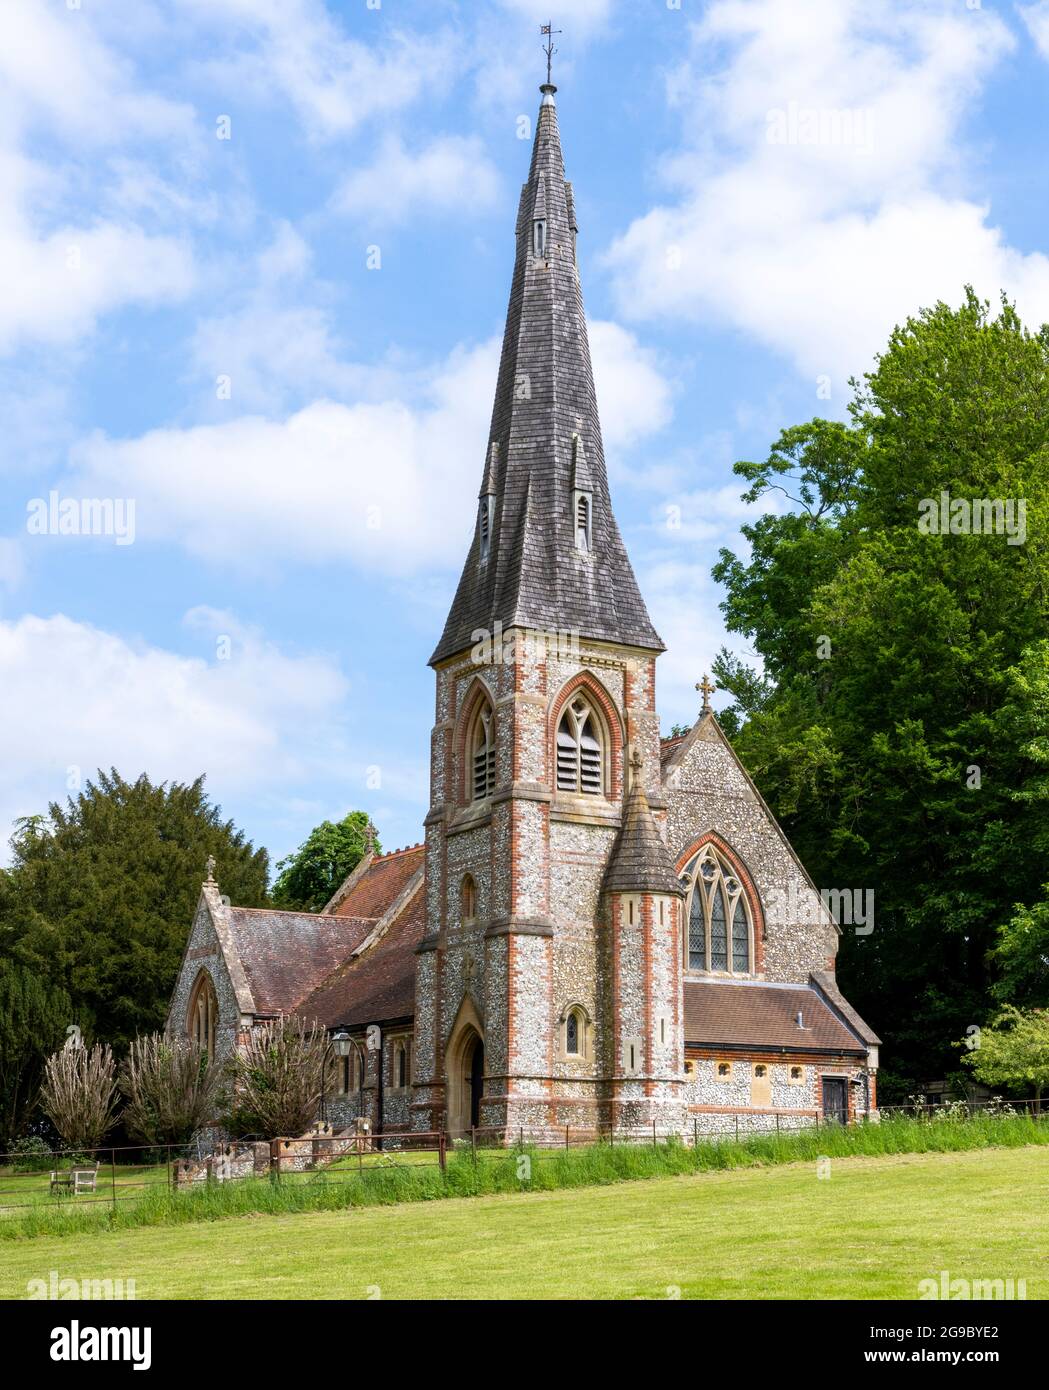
[70,317,672,575]
[0,608,351,858]
[589,320,673,449]
[179,0,452,140]
[69,342,499,577]
[333,135,501,223]
[0,2,198,353]
[605,0,1049,378]
[0,213,195,355]
[1020,1,1049,59]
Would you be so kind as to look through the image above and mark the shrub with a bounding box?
[120,1033,224,1147]
[8,1135,52,1172]
[39,1043,120,1151]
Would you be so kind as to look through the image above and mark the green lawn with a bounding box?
[1,1146,1046,1300]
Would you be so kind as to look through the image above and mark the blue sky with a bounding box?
[4,0,1049,874]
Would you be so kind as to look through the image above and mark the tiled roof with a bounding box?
[330,845,425,920]
[603,767,685,897]
[430,86,662,664]
[683,980,868,1053]
[297,887,425,1029]
[225,908,373,1017]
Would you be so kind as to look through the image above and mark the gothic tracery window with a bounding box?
[556,696,602,795]
[680,844,753,975]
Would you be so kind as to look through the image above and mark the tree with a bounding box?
[0,770,269,1054]
[712,290,1049,1096]
[39,1043,120,1151]
[225,1017,327,1139]
[960,1007,1049,1109]
[272,811,378,912]
[120,1034,225,1148]
[0,958,71,1148]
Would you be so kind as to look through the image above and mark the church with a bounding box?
[167,77,879,1142]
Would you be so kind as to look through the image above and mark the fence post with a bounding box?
[110,1149,117,1213]
[735,1115,739,1143]
[652,1120,657,1147]
[775,1113,780,1134]
[438,1129,446,1173]
[471,1125,477,1163]
[693,1118,698,1149]
[565,1125,569,1150]
[519,1125,524,1150]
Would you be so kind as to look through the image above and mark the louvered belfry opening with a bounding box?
[575,493,591,552]
[471,705,495,801]
[556,696,602,795]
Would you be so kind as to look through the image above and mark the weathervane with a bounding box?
[541,21,562,86]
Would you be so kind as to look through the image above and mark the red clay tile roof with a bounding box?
[225,908,373,1016]
[331,845,425,920]
[297,887,424,1029]
[684,980,867,1053]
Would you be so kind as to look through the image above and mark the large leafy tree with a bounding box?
[0,958,71,1148]
[272,811,378,912]
[712,291,1049,1097]
[0,770,269,1065]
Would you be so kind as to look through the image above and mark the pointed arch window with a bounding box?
[188,971,218,1057]
[681,844,753,975]
[460,873,477,925]
[469,702,496,801]
[560,1003,591,1060]
[556,696,602,795]
[533,218,547,256]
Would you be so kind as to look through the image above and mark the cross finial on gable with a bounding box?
[365,821,376,854]
[629,747,643,784]
[205,854,216,883]
[696,673,715,713]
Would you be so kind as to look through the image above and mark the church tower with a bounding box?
[411,75,679,1139]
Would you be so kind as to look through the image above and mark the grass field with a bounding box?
[1,1146,1046,1300]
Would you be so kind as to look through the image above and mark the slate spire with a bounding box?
[430,82,663,665]
[603,752,685,898]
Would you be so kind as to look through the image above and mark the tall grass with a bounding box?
[3,1111,1046,1242]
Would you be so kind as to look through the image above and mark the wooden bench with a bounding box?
[49,1163,99,1196]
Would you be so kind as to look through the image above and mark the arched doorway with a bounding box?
[446,1022,485,1136]
[468,1035,484,1130]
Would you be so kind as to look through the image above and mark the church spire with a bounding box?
[430,75,663,666]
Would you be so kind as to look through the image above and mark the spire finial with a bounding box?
[540,21,562,88]
[629,747,643,784]
[365,821,376,854]
[696,673,715,714]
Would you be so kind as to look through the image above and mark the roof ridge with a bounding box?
[230,904,378,922]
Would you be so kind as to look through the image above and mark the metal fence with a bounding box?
[1,1098,1044,1214]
